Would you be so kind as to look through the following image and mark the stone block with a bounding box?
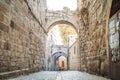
[0,67,8,72]
[0,22,9,32]
[100,27,105,37]
[87,60,100,73]
[5,0,11,4]
[100,60,109,76]
[10,61,16,67]
[9,66,18,71]
[97,4,103,17]
[4,42,11,50]
[0,2,9,13]
[0,12,4,22]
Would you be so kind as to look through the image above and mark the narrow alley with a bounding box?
[9,71,110,80]
[0,0,120,80]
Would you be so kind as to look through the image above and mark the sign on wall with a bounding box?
[109,11,120,62]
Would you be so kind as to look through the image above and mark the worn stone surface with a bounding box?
[8,71,110,80]
[45,10,79,32]
[0,0,118,79]
[0,0,46,78]
[69,41,80,70]
[77,0,112,77]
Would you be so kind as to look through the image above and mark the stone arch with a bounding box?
[46,18,79,34]
[52,51,68,58]
[51,51,68,70]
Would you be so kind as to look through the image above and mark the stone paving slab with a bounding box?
[8,71,110,80]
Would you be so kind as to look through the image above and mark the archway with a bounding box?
[47,20,79,46]
[51,52,67,71]
[46,20,79,34]
[57,56,67,70]
[45,20,79,71]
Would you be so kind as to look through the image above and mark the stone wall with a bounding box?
[0,0,46,78]
[27,0,47,28]
[69,40,80,70]
[78,0,112,77]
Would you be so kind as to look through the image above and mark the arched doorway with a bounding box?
[51,52,67,71]
[57,56,67,70]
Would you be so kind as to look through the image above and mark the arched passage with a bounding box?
[46,20,79,71]
[46,19,79,34]
[51,52,68,71]
[57,56,67,70]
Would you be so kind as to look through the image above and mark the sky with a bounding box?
[46,0,77,10]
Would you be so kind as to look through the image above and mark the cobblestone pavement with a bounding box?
[9,71,110,80]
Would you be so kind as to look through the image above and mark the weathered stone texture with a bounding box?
[69,41,80,70]
[0,0,46,78]
[78,0,110,77]
[45,10,79,32]
[0,0,117,79]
